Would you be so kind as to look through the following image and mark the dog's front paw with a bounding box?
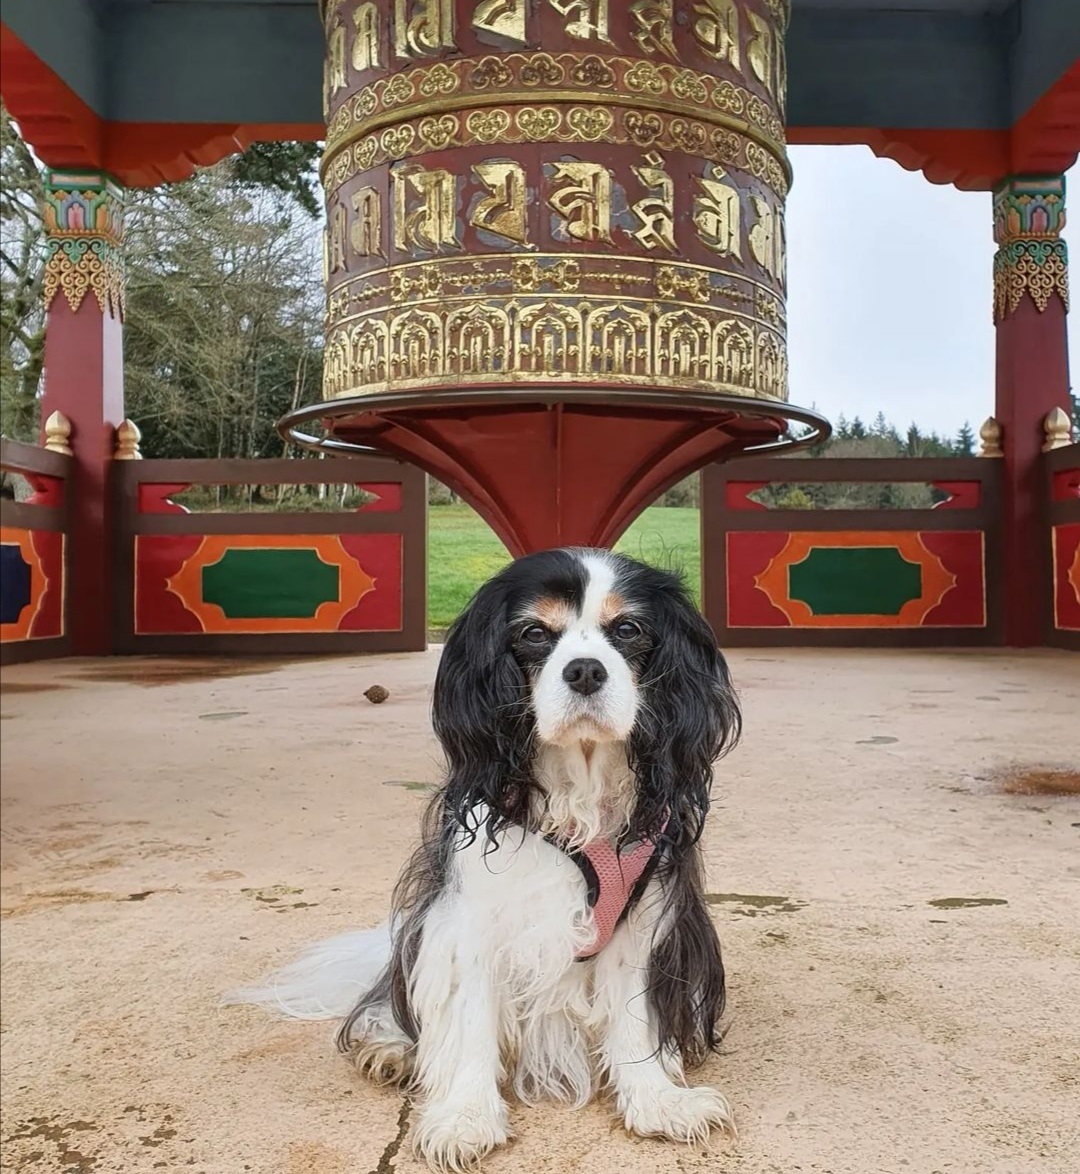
[412,1100,511,1172]
[622,1084,735,1144]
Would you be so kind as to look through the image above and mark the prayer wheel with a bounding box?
[282,1,828,554]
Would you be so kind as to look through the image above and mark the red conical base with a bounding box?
[280,388,828,557]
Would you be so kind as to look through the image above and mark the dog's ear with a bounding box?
[432,576,536,839]
[628,575,740,846]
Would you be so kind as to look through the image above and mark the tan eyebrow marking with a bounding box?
[530,596,574,631]
[599,592,627,625]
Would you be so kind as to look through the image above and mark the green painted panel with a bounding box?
[202,548,339,619]
[788,547,922,616]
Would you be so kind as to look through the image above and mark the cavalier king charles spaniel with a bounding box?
[228,548,741,1170]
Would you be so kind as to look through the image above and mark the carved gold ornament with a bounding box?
[693,0,740,68]
[323,294,787,402]
[323,106,788,202]
[630,0,677,59]
[550,0,612,44]
[471,162,529,245]
[694,166,742,257]
[320,0,791,408]
[548,162,614,244]
[323,53,787,167]
[394,0,455,60]
[993,242,1069,321]
[42,172,125,319]
[631,153,677,253]
[992,176,1069,321]
[393,165,459,252]
[349,187,383,258]
[351,3,379,71]
[473,0,528,45]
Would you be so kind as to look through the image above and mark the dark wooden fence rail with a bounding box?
[1,438,73,665]
[112,456,427,654]
[1045,442,1080,651]
[701,457,1003,647]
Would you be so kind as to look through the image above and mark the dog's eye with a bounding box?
[521,624,549,645]
[613,619,641,641]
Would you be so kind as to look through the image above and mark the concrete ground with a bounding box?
[1,648,1078,1174]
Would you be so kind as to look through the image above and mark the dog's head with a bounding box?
[433,548,740,843]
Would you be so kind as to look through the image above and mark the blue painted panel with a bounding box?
[0,543,32,626]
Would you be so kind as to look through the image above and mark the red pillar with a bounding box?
[992,175,1071,647]
[40,170,125,656]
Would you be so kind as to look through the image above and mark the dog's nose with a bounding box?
[562,658,607,696]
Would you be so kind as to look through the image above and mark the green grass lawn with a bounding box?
[428,504,701,633]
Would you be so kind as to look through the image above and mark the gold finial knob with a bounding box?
[977,416,1003,458]
[115,418,143,460]
[43,409,73,455]
[1042,406,1072,452]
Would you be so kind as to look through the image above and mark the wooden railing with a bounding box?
[1,437,73,664]
[111,456,428,654]
[1044,442,1080,651]
[701,457,1003,647]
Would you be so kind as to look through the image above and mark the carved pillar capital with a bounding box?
[992,174,1068,323]
[42,170,125,320]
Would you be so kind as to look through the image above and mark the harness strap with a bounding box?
[546,827,665,961]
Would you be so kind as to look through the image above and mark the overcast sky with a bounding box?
[786,146,1076,439]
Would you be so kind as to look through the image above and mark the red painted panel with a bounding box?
[725,482,770,511]
[931,481,981,510]
[1052,522,1080,631]
[30,529,65,638]
[725,532,791,628]
[134,534,204,634]
[138,484,191,514]
[920,531,987,627]
[1051,468,1080,503]
[24,474,64,508]
[339,534,403,631]
[356,483,402,512]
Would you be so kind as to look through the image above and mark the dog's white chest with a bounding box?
[451,827,596,981]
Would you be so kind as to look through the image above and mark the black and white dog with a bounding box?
[228,548,741,1170]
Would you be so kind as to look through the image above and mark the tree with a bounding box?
[954,421,975,455]
[122,165,323,460]
[0,103,45,441]
[0,111,323,452]
[232,141,321,217]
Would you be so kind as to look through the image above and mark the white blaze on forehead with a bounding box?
[531,551,639,748]
[576,552,619,629]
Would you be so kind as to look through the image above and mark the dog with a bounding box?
[227,547,741,1170]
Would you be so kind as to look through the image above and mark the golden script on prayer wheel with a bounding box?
[319,0,790,406]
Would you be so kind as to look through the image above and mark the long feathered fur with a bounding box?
[337,552,740,1067]
[229,549,742,1168]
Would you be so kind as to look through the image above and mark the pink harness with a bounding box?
[549,830,664,960]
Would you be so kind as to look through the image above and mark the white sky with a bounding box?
[786,146,1076,438]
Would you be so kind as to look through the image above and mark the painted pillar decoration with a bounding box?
[41,170,126,655]
[290,0,826,555]
[992,175,1071,647]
